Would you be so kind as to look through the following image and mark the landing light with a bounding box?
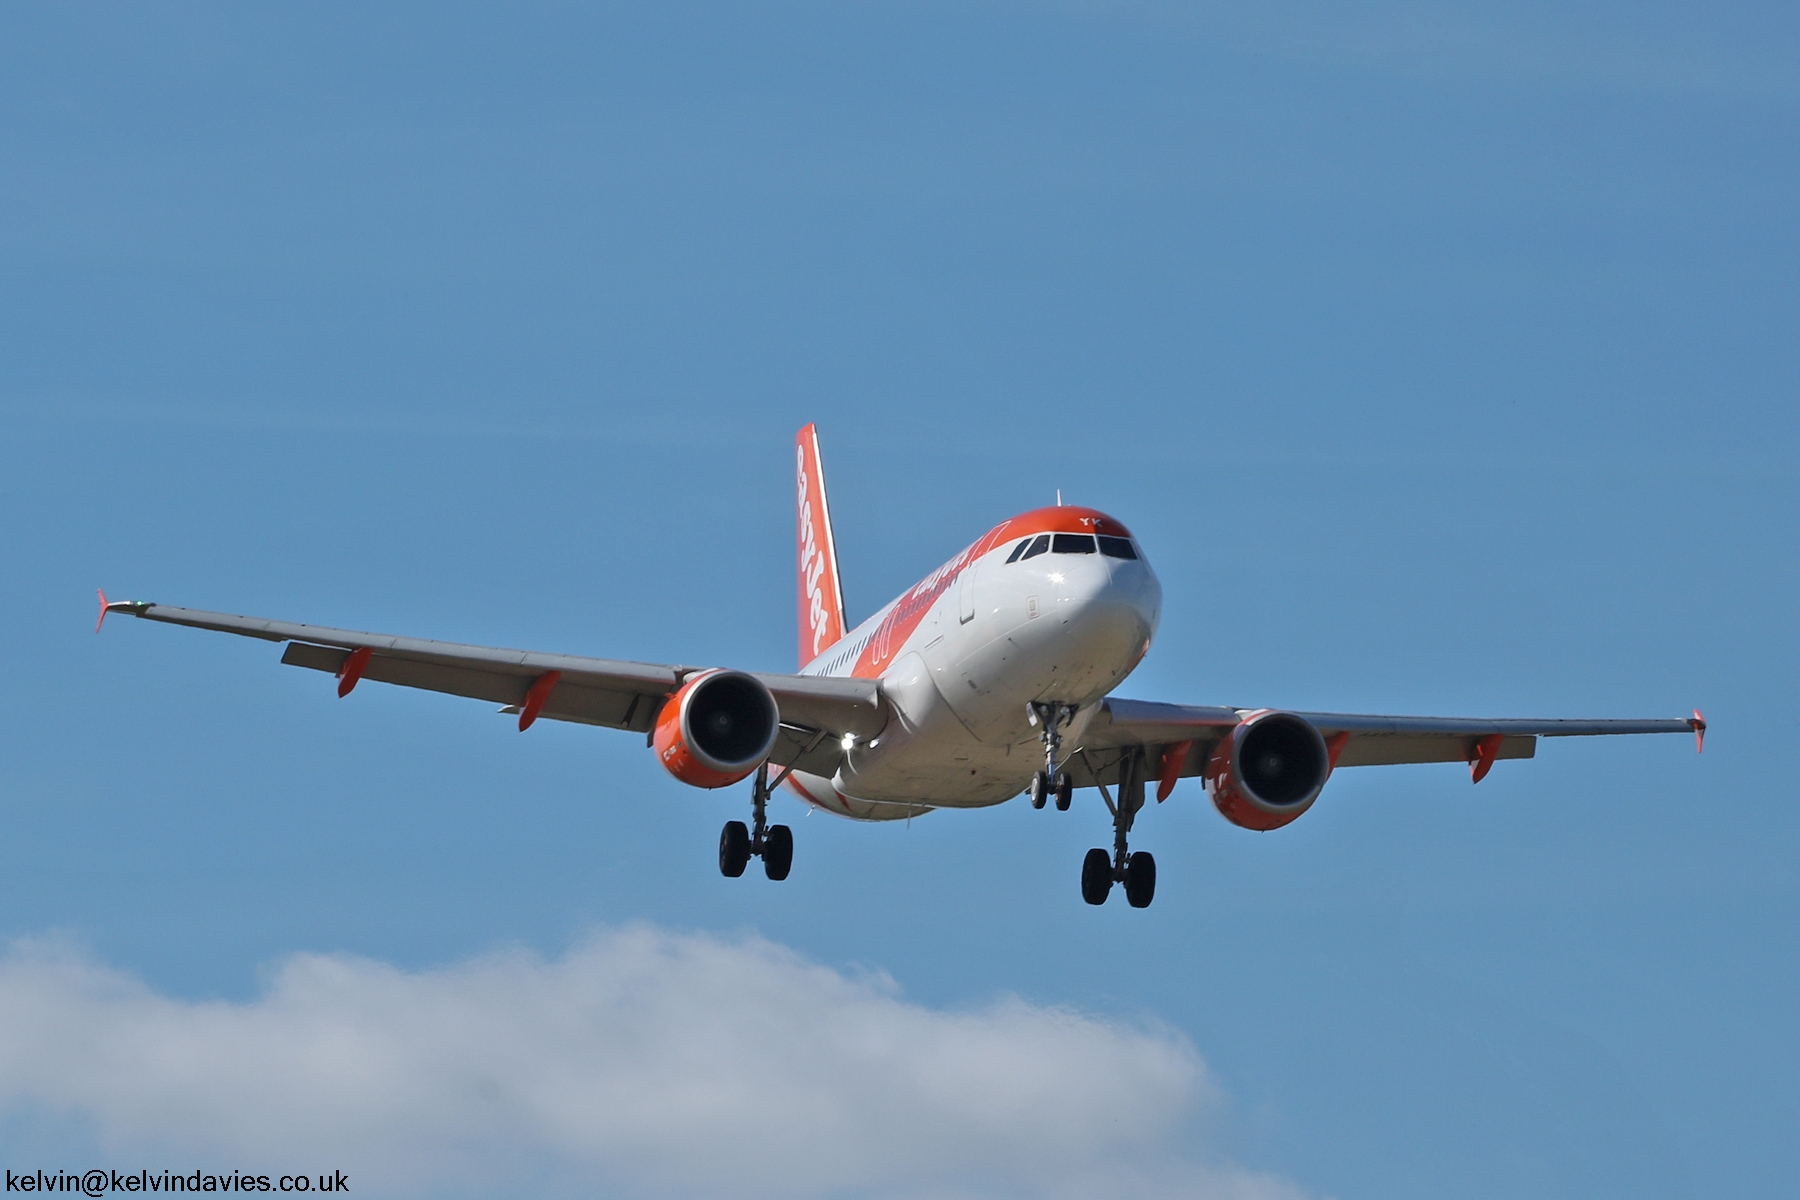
[841,733,856,750]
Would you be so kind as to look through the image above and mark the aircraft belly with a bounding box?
[785,745,1025,818]
[817,649,1030,811]
[838,741,1026,809]
[783,770,929,822]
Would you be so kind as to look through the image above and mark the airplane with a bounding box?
[97,424,1705,908]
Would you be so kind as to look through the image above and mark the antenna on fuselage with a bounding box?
[1056,488,1062,506]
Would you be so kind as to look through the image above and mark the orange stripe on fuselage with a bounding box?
[850,506,1132,678]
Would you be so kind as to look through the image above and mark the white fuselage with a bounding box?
[788,524,1162,819]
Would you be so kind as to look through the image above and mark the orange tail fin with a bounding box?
[795,424,847,668]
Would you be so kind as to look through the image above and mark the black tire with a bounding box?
[763,824,794,881]
[1124,851,1156,908]
[719,821,751,878]
[1080,848,1113,905]
[1054,772,1073,811]
[1029,771,1048,809]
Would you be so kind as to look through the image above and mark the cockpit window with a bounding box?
[1020,534,1051,560]
[1005,537,1033,563]
[1097,535,1138,560]
[1052,533,1097,554]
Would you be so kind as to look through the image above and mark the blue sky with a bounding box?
[2,3,1795,1196]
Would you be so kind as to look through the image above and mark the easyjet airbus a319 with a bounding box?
[100,425,1703,907]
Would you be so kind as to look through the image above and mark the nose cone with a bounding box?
[1052,550,1159,631]
[1038,551,1160,691]
[1102,552,1162,643]
[936,520,1164,742]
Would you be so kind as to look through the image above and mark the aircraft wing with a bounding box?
[1067,695,1702,789]
[98,599,883,778]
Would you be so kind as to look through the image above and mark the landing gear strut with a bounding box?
[1081,748,1155,908]
[720,762,794,881]
[1027,702,1076,811]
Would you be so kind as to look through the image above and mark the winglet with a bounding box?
[95,590,150,632]
[1690,710,1706,754]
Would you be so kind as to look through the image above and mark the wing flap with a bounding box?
[1077,697,1241,747]
[117,602,889,746]
[1083,696,1697,783]
[1297,712,1694,739]
[755,673,885,738]
[1335,732,1536,768]
[281,640,664,731]
[140,604,687,688]
[770,723,846,777]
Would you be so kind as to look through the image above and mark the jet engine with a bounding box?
[652,669,781,788]
[1205,710,1332,831]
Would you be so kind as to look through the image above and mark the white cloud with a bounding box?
[0,927,1309,1200]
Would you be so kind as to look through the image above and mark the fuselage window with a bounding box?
[1005,538,1033,563]
[1020,534,1051,560]
[1097,535,1138,560]
[1051,533,1097,554]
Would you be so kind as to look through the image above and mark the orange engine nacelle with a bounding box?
[1205,710,1332,831]
[653,669,781,789]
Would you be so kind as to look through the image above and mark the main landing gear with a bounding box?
[1026,702,1075,811]
[720,762,794,881]
[1081,747,1155,908]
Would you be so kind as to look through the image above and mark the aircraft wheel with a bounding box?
[1124,850,1156,908]
[1080,848,1113,905]
[1029,771,1049,809]
[763,824,794,881]
[719,821,751,878]
[1054,772,1073,811]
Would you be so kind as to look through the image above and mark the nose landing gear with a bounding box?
[1028,771,1075,810]
[1027,702,1076,811]
[1081,748,1155,908]
[719,761,794,881]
